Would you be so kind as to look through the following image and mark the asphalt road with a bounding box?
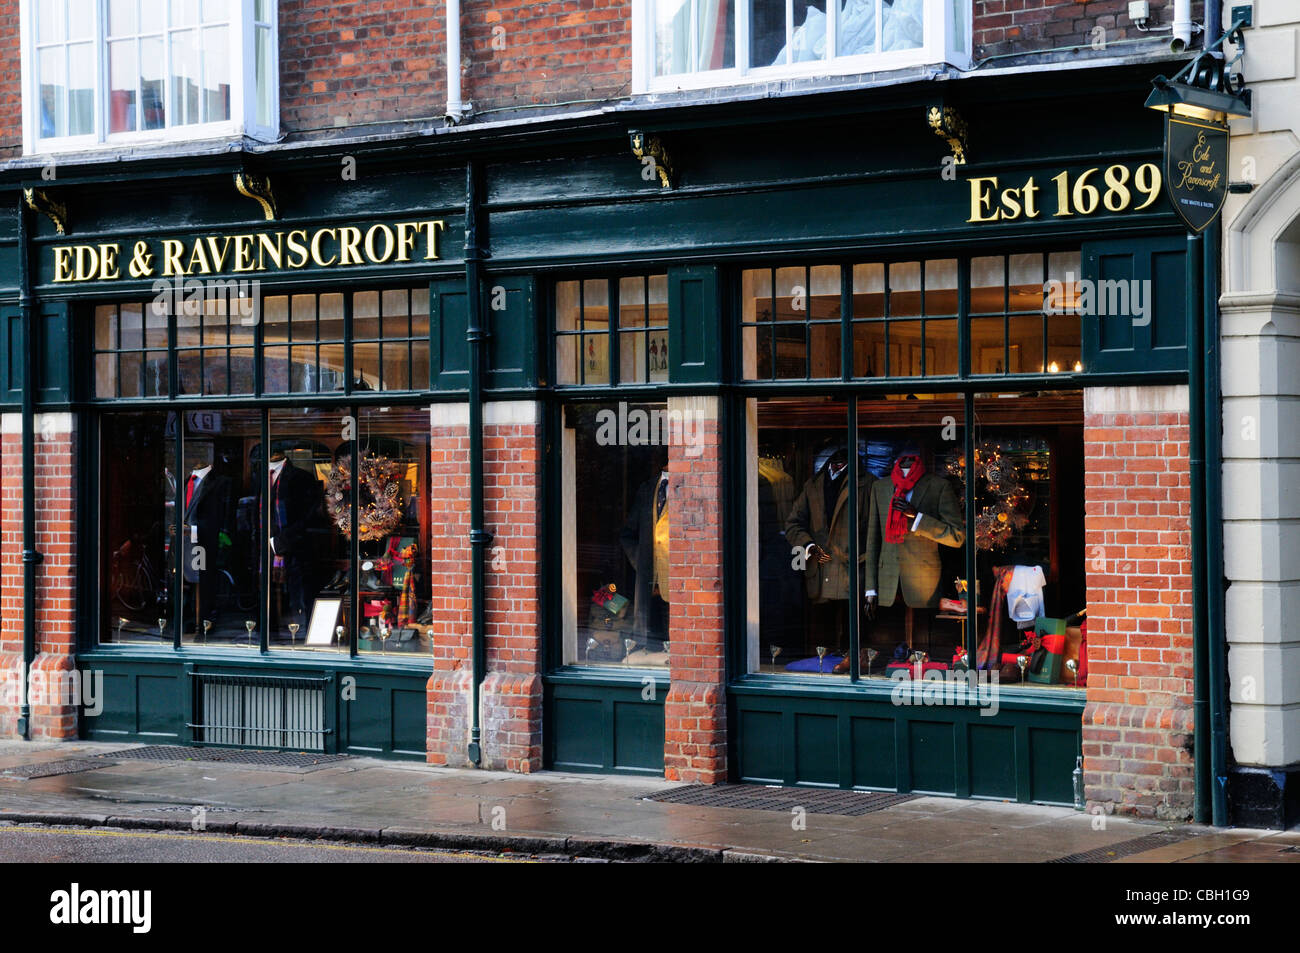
[0,825,544,863]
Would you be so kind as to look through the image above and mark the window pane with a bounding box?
[1009,314,1045,374]
[380,343,410,391]
[1047,251,1083,372]
[784,0,827,63]
[142,0,164,25]
[202,26,230,122]
[170,30,199,125]
[254,0,270,19]
[265,410,346,657]
[141,35,165,129]
[838,0,876,55]
[971,256,1006,314]
[1009,253,1044,312]
[292,292,319,340]
[319,293,344,341]
[177,410,259,646]
[68,43,95,135]
[696,0,734,68]
[100,413,175,644]
[95,354,118,397]
[972,317,1006,375]
[170,0,198,25]
[581,333,609,385]
[348,290,375,340]
[255,25,273,126]
[120,302,144,348]
[852,320,885,377]
[109,0,136,35]
[925,319,958,376]
[883,0,925,50]
[201,0,228,21]
[925,259,959,315]
[109,39,138,133]
[888,261,922,317]
[561,402,671,668]
[618,276,645,329]
[38,0,65,43]
[356,407,432,658]
[654,0,689,76]
[750,0,786,67]
[290,346,317,392]
[67,0,93,40]
[381,288,409,338]
[39,47,66,138]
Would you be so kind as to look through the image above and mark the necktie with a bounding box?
[186,474,198,509]
[656,476,668,519]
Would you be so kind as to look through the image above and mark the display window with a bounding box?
[558,400,677,668]
[95,286,436,661]
[741,255,1089,691]
[555,273,668,386]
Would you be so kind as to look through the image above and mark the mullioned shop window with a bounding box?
[100,404,435,660]
[90,287,431,399]
[555,275,669,386]
[740,253,1082,381]
[745,391,1086,690]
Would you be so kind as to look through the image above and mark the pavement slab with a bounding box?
[0,740,1292,862]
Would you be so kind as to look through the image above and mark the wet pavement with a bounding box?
[1,741,1296,862]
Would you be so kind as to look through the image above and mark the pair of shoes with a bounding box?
[832,650,869,675]
[359,569,385,590]
[323,570,347,592]
[416,605,433,625]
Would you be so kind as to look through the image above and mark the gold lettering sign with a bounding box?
[51,219,446,283]
[966,163,1162,224]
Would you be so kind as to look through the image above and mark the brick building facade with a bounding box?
[0,0,1259,825]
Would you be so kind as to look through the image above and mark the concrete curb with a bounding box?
[0,811,800,862]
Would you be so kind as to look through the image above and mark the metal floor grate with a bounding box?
[1,758,115,780]
[645,784,918,816]
[1046,830,1195,863]
[99,746,350,768]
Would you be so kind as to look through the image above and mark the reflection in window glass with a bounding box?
[654,0,735,76]
[100,412,176,644]
[561,402,673,668]
[178,409,259,645]
[555,275,668,386]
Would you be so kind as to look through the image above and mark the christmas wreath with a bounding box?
[324,455,405,540]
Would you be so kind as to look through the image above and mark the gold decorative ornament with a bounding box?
[927,105,968,165]
[23,188,68,234]
[629,130,675,189]
[234,172,278,221]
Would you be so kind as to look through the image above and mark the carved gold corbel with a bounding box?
[234,172,278,221]
[629,130,675,189]
[928,105,969,165]
[22,188,68,234]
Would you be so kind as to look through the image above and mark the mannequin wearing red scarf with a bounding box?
[864,448,965,614]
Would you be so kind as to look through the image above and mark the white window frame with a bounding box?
[632,0,971,94]
[19,0,278,156]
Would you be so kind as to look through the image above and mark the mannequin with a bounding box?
[182,454,232,630]
[784,447,874,667]
[619,468,670,648]
[864,444,965,617]
[257,449,321,632]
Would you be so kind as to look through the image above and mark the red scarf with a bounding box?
[886,454,925,544]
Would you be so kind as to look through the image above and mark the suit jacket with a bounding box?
[182,471,232,583]
[619,475,668,639]
[784,469,874,602]
[864,472,964,608]
[258,461,321,558]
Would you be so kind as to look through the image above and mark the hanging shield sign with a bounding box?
[1164,114,1229,233]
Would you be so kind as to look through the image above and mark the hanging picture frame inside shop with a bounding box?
[306,597,343,646]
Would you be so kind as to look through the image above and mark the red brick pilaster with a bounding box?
[425,405,473,765]
[481,401,543,772]
[425,402,543,772]
[663,397,727,783]
[1081,386,1195,820]
[0,413,79,740]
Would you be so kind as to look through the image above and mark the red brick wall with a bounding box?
[0,417,79,740]
[425,402,543,772]
[0,7,19,159]
[1081,386,1195,820]
[663,397,726,783]
[973,0,1199,59]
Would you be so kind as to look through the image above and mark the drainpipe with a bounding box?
[16,195,42,741]
[445,0,465,123]
[1204,0,1221,52]
[1187,232,1209,824]
[1203,226,1229,826]
[464,160,491,766]
[1172,0,1194,52]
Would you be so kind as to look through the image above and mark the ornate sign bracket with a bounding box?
[629,130,675,189]
[23,188,68,235]
[928,105,969,165]
[234,172,278,221]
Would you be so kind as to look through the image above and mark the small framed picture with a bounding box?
[306,596,343,646]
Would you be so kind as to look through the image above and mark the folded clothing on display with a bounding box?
[886,661,951,678]
[784,654,845,673]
